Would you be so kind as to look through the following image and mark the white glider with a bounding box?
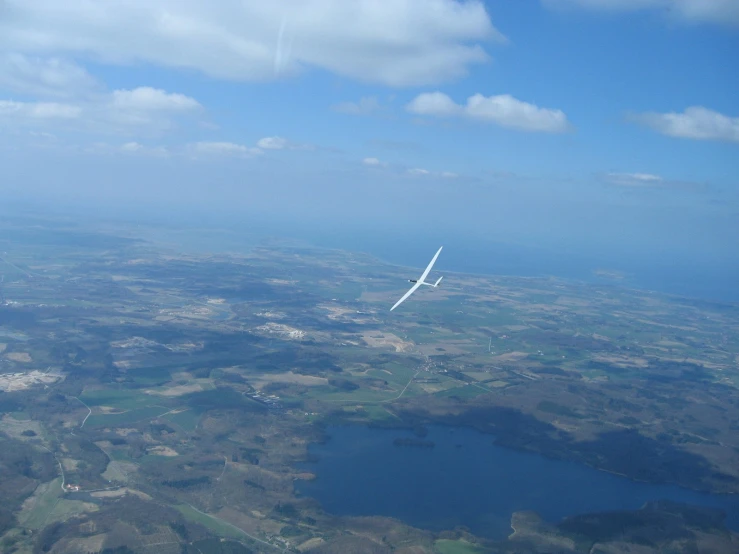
[390,246,444,311]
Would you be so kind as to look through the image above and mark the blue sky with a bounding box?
[0,0,737,282]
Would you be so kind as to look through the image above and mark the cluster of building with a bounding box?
[249,390,282,409]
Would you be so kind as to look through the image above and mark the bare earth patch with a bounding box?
[491,351,529,362]
[298,537,325,551]
[147,445,179,456]
[593,355,649,368]
[66,535,108,553]
[418,381,460,394]
[91,488,152,500]
[0,370,63,391]
[6,351,32,362]
[253,322,306,340]
[0,415,45,441]
[217,506,277,536]
[114,428,139,436]
[62,458,80,472]
[360,331,413,353]
[97,406,128,414]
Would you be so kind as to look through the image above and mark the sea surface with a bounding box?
[11,205,736,303]
[287,229,739,304]
[296,425,739,540]
[150,216,738,303]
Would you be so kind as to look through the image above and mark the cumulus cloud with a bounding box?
[256,136,289,150]
[0,50,202,136]
[407,92,461,117]
[407,92,571,133]
[407,167,458,178]
[0,53,100,98]
[110,87,201,112]
[602,171,707,192]
[604,172,665,187]
[542,0,739,27]
[256,136,313,150]
[0,99,81,119]
[189,141,263,158]
[120,141,143,152]
[81,141,170,157]
[629,106,739,143]
[332,96,382,116]
[0,85,202,135]
[360,157,457,178]
[187,136,311,159]
[0,0,505,87]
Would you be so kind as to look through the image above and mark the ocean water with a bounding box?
[14,203,736,303]
[260,226,739,303]
[296,425,739,540]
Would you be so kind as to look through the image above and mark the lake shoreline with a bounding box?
[296,423,739,540]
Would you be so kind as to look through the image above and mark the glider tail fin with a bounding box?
[434,276,443,287]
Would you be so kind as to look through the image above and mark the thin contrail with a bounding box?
[274,15,288,76]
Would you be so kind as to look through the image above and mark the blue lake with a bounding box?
[296,425,739,540]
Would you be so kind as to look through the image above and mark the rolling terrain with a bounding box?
[0,216,738,553]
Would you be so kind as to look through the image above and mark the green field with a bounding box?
[366,362,416,387]
[435,384,490,399]
[162,407,204,431]
[125,365,174,385]
[306,386,402,403]
[360,404,400,423]
[80,388,163,410]
[176,504,247,540]
[85,406,172,428]
[17,478,63,530]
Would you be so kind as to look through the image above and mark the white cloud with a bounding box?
[121,141,143,152]
[0,86,202,135]
[407,167,459,179]
[332,96,382,116]
[29,130,57,140]
[630,106,739,143]
[0,0,505,87]
[0,99,81,119]
[57,136,310,160]
[604,172,664,187]
[110,87,201,112]
[407,92,571,133]
[256,135,314,151]
[602,171,707,192]
[542,0,739,26]
[406,92,461,117]
[189,141,263,158]
[256,136,289,150]
[360,157,458,178]
[79,141,170,157]
[0,53,99,98]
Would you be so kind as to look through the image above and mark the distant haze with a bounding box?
[1,0,736,301]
